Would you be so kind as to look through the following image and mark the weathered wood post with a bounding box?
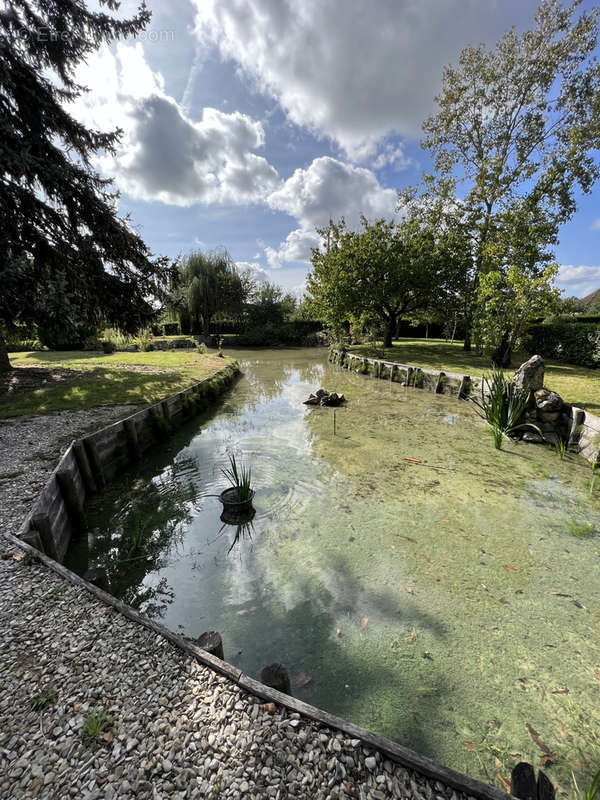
[83,439,105,489]
[72,440,97,494]
[83,567,111,593]
[124,419,141,461]
[31,512,58,560]
[196,631,224,660]
[56,469,87,532]
[261,663,292,695]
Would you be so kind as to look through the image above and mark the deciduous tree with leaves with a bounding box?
[307,216,446,347]
[0,0,170,370]
[415,0,600,359]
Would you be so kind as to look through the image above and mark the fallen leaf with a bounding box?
[503,565,517,572]
[596,671,600,681]
[424,555,432,565]
[551,687,569,695]
[12,551,25,562]
[572,599,584,608]
[404,457,421,464]
[360,617,369,630]
[539,755,555,767]
[464,741,475,751]
[573,760,590,768]
[402,536,417,543]
[441,519,449,523]
[410,630,417,644]
[526,723,556,758]
[422,651,433,660]
[335,628,342,638]
[518,677,531,685]
[292,672,312,689]
[262,702,276,714]
[406,587,414,594]
[495,757,502,767]
[391,545,396,550]
[552,592,571,597]
[497,773,511,794]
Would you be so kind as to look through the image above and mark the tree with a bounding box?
[175,249,247,335]
[246,283,296,330]
[307,217,444,347]
[0,1,170,370]
[418,0,600,355]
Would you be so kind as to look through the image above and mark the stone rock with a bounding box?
[302,395,320,406]
[539,411,560,423]
[513,355,545,392]
[315,389,328,398]
[534,389,563,412]
[522,431,545,444]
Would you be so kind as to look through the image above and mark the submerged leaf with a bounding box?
[360,617,369,630]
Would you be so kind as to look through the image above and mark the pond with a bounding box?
[66,348,600,791]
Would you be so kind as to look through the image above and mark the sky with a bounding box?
[76,0,600,298]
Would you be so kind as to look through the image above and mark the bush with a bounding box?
[5,337,43,352]
[37,320,96,350]
[197,342,208,354]
[162,322,180,336]
[525,322,600,367]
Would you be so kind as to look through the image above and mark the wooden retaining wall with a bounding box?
[19,362,241,562]
[329,349,600,465]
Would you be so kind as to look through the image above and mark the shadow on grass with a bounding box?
[0,366,187,417]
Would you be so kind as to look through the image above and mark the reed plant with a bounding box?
[471,369,541,449]
[221,453,253,501]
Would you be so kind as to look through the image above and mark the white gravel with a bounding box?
[0,408,481,800]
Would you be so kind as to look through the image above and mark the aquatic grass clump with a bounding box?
[221,452,253,502]
[471,369,540,449]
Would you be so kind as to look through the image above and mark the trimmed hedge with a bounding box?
[525,322,600,367]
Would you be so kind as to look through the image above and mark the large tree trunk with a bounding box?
[463,326,472,351]
[383,314,396,348]
[491,332,512,368]
[0,330,12,372]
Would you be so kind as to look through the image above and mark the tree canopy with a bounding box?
[173,249,248,336]
[0,0,170,368]
[307,217,448,347]
[409,0,600,361]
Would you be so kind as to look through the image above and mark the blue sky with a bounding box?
[79,0,600,297]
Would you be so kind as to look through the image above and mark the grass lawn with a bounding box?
[351,338,600,412]
[0,349,232,418]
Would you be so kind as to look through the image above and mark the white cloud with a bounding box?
[71,43,279,206]
[193,0,534,157]
[268,156,398,229]
[558,265,600,298]
[590,219,600,231]
[371,143,414,172]
[264,156,398,265]
[235,262,271,285]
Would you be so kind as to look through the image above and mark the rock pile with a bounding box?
[513,355,582,446]
[303,388,346,407]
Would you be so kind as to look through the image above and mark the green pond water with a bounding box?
[66,349,600,792]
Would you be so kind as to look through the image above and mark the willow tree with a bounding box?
[0,1,169,369]
[419,0,600,356]
[177,249,247,335]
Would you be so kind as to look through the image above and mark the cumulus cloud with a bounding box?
[558,265,600,297]
[71,43,279,206]
[193,0,534,157]
[235,262,271,285]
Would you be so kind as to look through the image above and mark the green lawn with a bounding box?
[351,339,600,412]
[0,349,232,418]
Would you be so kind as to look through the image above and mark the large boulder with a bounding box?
[513,355,545,392]
[534,389,563,412]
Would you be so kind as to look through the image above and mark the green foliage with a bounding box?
[149,410,172,440]
[412,0,600,355]
[81,708,112,744]
[0,0,170,370]
[172,250,248,336]
[526,323,600,367]
[30,688,57,712]
[221,453,253,502]
[471,370,540,449]
[197,342,208,354]
[568,519,595,538]
[582,768,600,800]
[308,216,446,347]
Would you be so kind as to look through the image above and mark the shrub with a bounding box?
[162,322,180,336]
[525,323,600,367]
[5,337,43,352]
[135,329,154,351]
[197,342,208,354]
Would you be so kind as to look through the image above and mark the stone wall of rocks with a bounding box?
[17,362,240,562]
[329,349,600,464]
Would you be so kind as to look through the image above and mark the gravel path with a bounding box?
[0,409,480,800]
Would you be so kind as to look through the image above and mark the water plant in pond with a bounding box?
[471,369,540,449]
[221,452,253,502]
[554,437,568,461]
